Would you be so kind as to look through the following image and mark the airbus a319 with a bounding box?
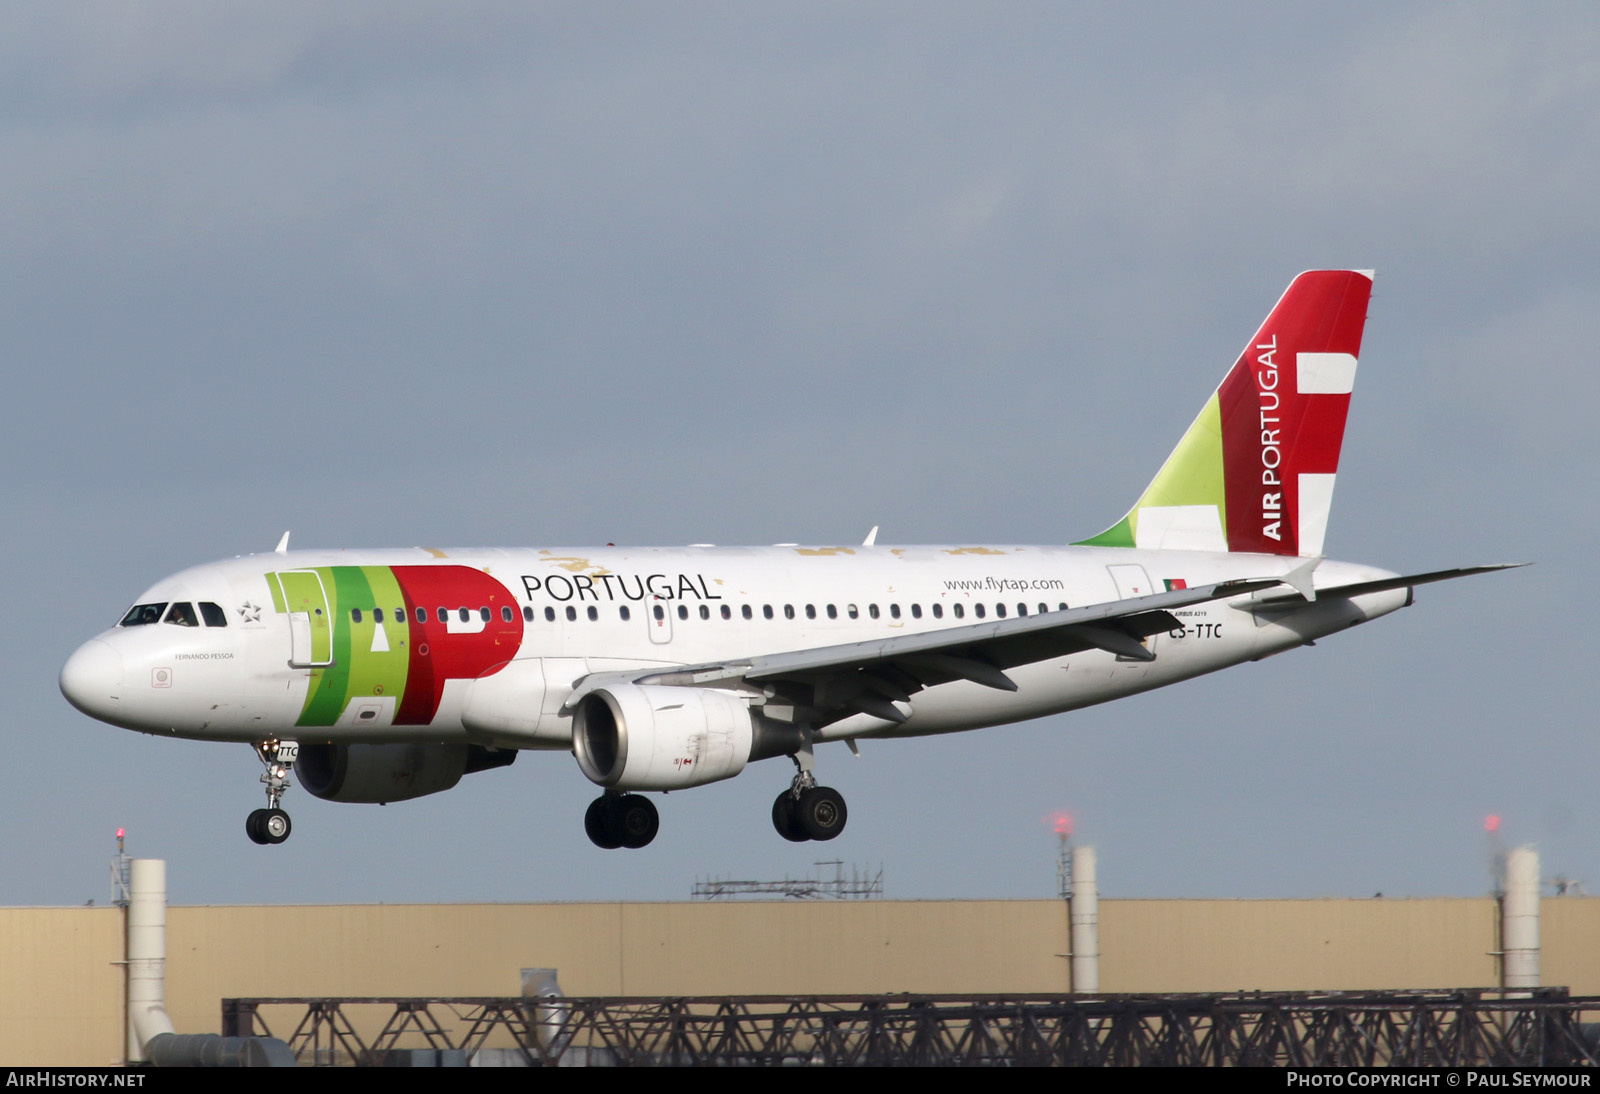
[59,271,1514,848]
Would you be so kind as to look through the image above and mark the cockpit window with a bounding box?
[199,602,227,627]
[163,602,199,627]
[120,603,168,627]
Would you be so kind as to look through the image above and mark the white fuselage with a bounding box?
[61,543,1407,752]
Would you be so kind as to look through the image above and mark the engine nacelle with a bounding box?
[296,743,516,804]
[572,685,756,791]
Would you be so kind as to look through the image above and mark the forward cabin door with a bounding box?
[272,570,335,668]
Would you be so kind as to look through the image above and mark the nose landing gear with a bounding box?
[247,739,298,846]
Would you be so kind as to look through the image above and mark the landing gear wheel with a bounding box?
[247,808,292,845]
[772,792,808,842]
[261,808,291,844]
[585,797,623,850]
[796,786,847,841]
[615,794,659,849]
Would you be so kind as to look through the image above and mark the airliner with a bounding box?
[59,271,1513,848]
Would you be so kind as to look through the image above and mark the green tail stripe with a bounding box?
[1075,393,1227,547]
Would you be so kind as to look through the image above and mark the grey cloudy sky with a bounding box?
[5,3,1595,907]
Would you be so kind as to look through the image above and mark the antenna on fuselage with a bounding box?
[274,531,290,555]
[862,526,879,547]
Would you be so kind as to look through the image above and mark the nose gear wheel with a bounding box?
[246,808,292,845]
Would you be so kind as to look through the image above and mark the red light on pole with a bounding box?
[1484,814,1501,833]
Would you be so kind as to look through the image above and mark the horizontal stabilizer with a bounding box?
[1249,563,1527,608]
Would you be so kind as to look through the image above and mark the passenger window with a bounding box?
[1037,603,1047,615]
[437,607,448,623]
[199,602,228,628]
[699,605,710,620]
[653,604,665,621]
[826,605,838,620]
[351,608,363,623]
[974,604,986,619]
[763,605,774,620]
[785,605,795,620]
[459,608,471,623]
[805,605,816,620]
[869,604,880,619]
[121,603,168,627]
[523,607,534,622]
[373,608,385,623]
[931,604,943,619]
[910,604,921,619]
[722,605,733,620]
[847,604,858,620]
[741,604,752,620]
[565,606,577,622]
[501,606,513,622]
[677,605,688,621]
[995,603,1006,618]
[620,606,631,622]
[953,604,965,619]
[1059,602,1069,612]
[480,607,491,622]
[889,604,900,619]
[545,607,557,622]
[1016,604,1027,617]
[163,603,199,627]
[416,607,427,623]
[587,606,598,621]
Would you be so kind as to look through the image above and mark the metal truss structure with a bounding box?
[222,989,1600,1066]
[691,860,884,901]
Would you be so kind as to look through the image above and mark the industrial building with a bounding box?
[4,848,1599,1066]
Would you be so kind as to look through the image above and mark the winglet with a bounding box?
[863,526,879,547]
[274,531,291,555]
[1281,555,1322,601]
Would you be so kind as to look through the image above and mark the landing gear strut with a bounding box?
[584,792,659,849]
[770,735,848,842]
[247,739,297,846]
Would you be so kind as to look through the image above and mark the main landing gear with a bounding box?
[584,792,659,850]
[247,739,297,846]
[770,738,848,842]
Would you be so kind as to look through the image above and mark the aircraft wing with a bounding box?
[589,573,1300,728]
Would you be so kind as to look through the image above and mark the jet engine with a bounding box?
[571,685,765,791]
[296,743,516,804]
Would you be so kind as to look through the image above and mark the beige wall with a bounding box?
[6,895,1600,1065]
[1103,898,1502,993]
[0,907,125,1066]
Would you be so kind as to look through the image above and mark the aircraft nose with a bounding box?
[60,639,124,720]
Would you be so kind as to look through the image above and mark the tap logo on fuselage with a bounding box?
[266,565,522,727]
